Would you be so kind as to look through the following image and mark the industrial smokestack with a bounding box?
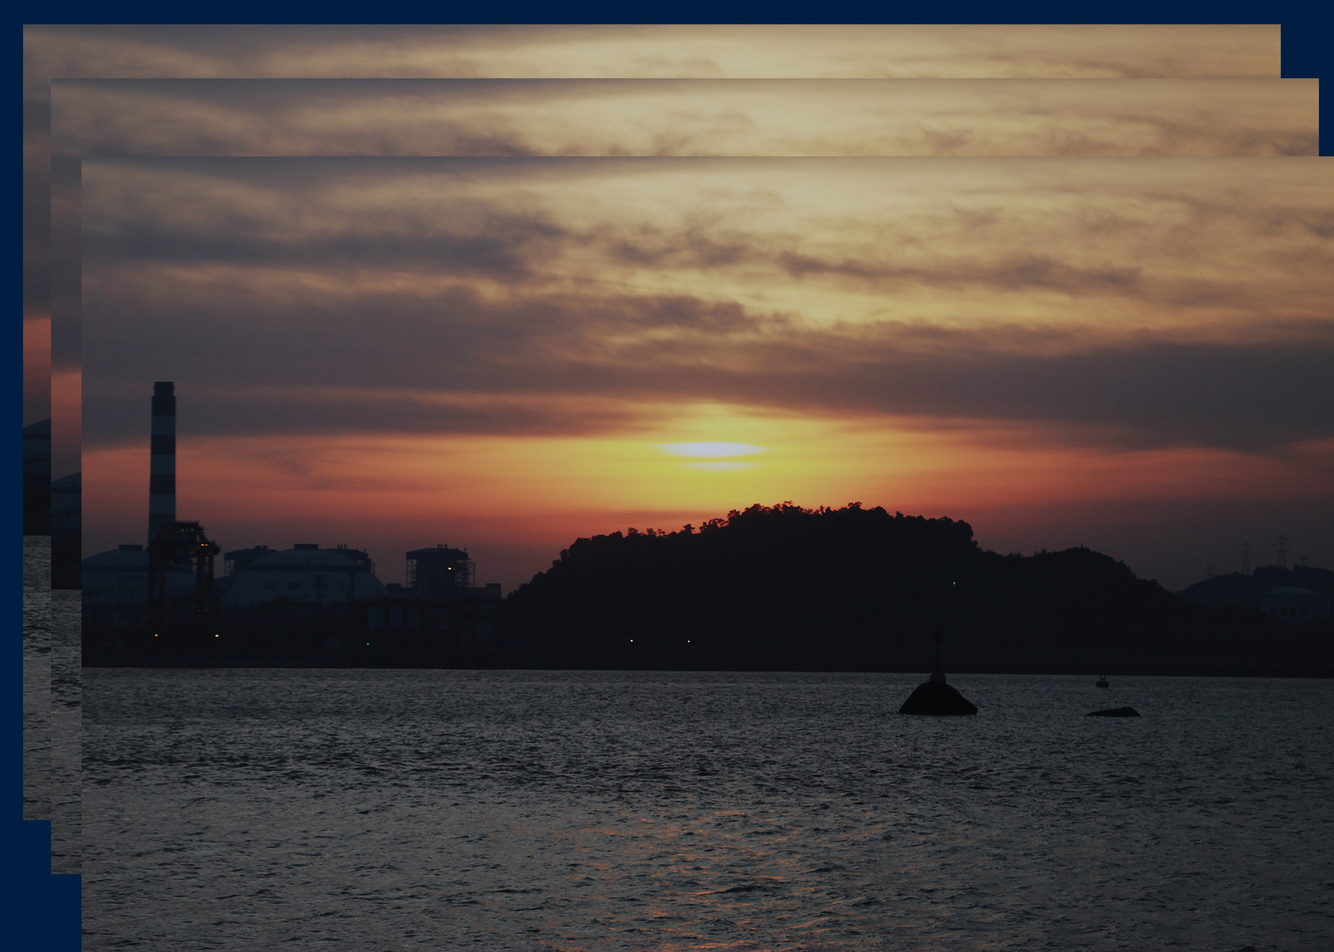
[148,381,176,543]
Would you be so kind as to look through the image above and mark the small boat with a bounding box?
[1096,672,1109,688]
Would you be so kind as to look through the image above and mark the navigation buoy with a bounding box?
[899,629,977,715]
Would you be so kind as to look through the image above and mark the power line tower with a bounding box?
[1239,541,1252,575]
[1274,535,1289,570]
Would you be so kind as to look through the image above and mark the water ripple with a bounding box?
[83,669,1334,951]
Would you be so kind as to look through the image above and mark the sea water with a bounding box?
[82,668,1334,951]
[24,534,83,873]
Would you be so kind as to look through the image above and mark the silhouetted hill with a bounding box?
[1176,565,1334,609]
[502,503,1331,674]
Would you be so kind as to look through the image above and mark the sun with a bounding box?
[657,442,767,458]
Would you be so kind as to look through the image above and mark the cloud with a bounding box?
[79,156,1334,456]
[80,158,1334,324]
[26,25,1283,82]
[82,160,573,281]
[778,249,1142,294]
[85,214,564,280]
[53,77,1317,160]
[81,263,1334,453]
[764,322,1334,451]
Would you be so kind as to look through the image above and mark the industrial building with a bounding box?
[1260,587,1333,625]
[220,544,388,611]
[82,382,502,665]
[82,544,194,610]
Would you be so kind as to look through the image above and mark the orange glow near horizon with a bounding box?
[49,367,83,476]
[69,150,1334,593]
[80,403,1333,589]
[52,367,80,420]
[23,315,50,377]
[22,315,52,425]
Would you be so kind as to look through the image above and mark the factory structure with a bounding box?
[82,382,502,665]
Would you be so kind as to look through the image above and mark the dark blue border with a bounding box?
[9,4,1331,949]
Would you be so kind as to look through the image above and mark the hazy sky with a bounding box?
[80,156,1334,590]
[24,24,1284,81]
[44,75,1318,459]
[21,22,1332,592]
[54,78,1317,159]
[24,22,1289,443]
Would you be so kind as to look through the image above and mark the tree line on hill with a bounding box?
[500,502,1332,674]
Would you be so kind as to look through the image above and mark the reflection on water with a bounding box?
[83,668,1334,951]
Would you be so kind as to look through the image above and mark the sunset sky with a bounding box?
[54,77,1317,159]
[78,155,1334,590]
[25,22,1290,452]
[20,22,1333,593]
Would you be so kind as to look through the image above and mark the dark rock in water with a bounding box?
[899,679,977,715]
[1087,706,1140,717]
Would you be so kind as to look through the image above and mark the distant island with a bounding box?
[79,501,1331,674]
[502,503,1332,676]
